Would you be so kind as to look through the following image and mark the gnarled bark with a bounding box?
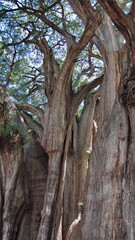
[70,8,135,240]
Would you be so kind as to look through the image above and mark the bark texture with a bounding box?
[0,89,48,240]
[0,136,48,240]
[1,1,135,240]
[70,9,135,240]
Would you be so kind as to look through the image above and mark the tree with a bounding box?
[0,0,134,240]
[70,1,135,239]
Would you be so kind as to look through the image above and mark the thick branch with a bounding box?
[68,0,87,24]
[21,111,43,137]
[98,0,135,50]
[38,38,59,76]
[6,48,17,87]
[72,75,103,115]
[37,38,60,100]
[54,0,101,92]
[56,17,101,90]
[69,0,99,24]
[18,103,44,125]
[128,0,135,19]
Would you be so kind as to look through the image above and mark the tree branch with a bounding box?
[1,2,76,48]
[72,75,103,115]
[0,8,19,17]
[56,15,101,90]
[68,0,87,24]
[57,0,101,90]
[18,103,44,125]
[69,0,99,24]
[20,110,43,138]
[37,38,60,101]
[6,48,17,87]
[128,0,135,19]
[19,8,76,48]
[1,32,32,47]
[98,0,135,50]
[38,0,61,13]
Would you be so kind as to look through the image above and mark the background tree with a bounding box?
[0,0,134,240]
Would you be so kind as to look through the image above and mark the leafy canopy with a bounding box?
[0,0,104,108]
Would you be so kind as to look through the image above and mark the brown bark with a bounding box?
[2,1,135,240]
[0,136,48,240]
[72,97,129,240]
[0,88,48,240]
[61,93,99,240]
[18,138,48,240]
[70,9,135,240]
[36,4,101,239]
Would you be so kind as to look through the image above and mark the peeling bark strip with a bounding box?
[65,212,81,240]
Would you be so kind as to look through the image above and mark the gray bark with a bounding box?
[1,1,135,240]
[70,10,135,240]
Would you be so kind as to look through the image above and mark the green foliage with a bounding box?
[77,201,84,210]
[76,101,85,120]
[119,0,132,14]
[0,120,18,138]
[0,0,104,111]
[0,126,10,138]
[72,44,103,94]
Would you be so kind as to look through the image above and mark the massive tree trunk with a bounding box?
[0,88,49,240]
[0,5,101,239]
[35,4,101,239]
[0,83,100,240]
[1,1,135,240]
[69,8,135,240]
